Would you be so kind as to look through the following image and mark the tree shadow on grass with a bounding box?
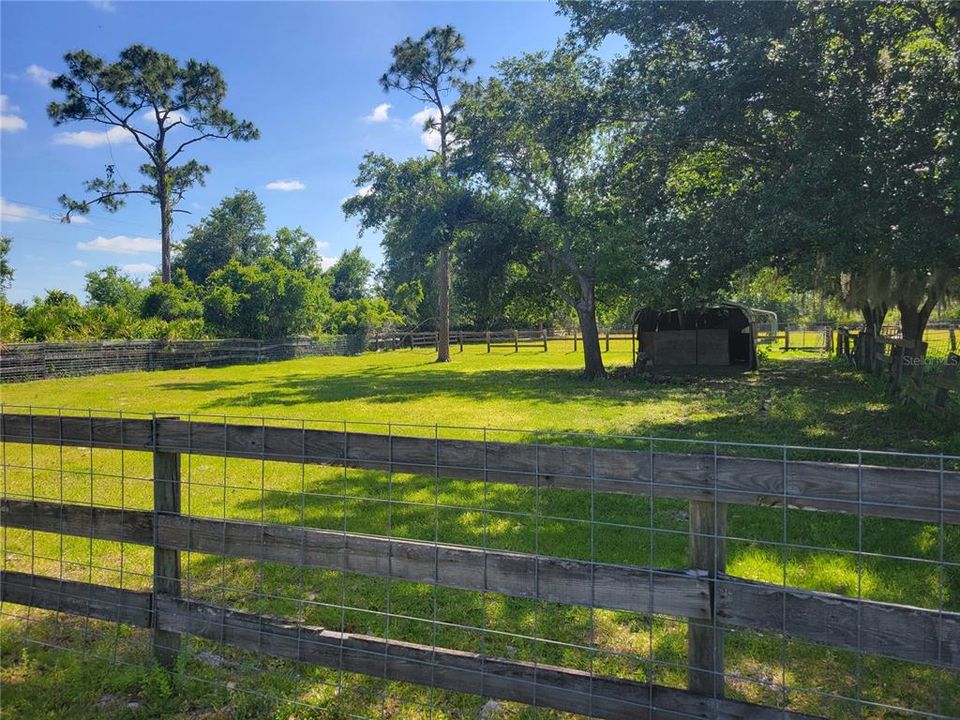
[153,358,960,456]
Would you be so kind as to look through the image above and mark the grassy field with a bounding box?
[2,342,959,719]
[3,339,958,452]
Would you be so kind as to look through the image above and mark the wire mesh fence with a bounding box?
[2,405,959,719]
[0,336,366,383]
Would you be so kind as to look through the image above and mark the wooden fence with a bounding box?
[838,327,959,412]
[0,336,365,383]
[372,329,636,354]
[2,411,959,718]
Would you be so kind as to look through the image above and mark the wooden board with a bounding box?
[642,330,697,365]
[0,570,152,628]
[696,329,729,366]
[155,594,818,720]
[1,570,821,720]
[0,499,709,620]
[4,498,958,668]
[718,576,960,669]
[3,413,959,525]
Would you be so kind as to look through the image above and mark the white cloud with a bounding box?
[1,197,47,223]
[341,185,373,205]
[54,126,132,148]
[89,0,116,11]
[69,260,88,268]
[77,235,160,254]
[410,107,445,151]
[320,256,338,271]
[364,102,391,123]
[0,95,27,132]
[140,108,189,129]
[62,214,91,224]
[0,114,27,132]
[54,126,131,148]
[265,179,305,191]
[121,262,155,275]
[26,64,56,87]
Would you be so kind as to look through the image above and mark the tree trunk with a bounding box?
[159,176,172,284]
[575,282,605,380]
[858,304,887,373]
[436,243,451,363]
[898,300,933,356]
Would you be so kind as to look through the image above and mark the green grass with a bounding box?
[2,343,959,719]
[3,340,958,452]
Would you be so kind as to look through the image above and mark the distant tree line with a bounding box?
[0,193,398,342]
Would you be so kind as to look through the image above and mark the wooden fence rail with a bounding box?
[0,336,365,383]
[3,412,960,718]
[3,413,957,524]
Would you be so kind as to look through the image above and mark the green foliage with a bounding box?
[273,226,322,276]
[379,25,473,165]
[326,247,373,301]
[389,279,425,324]
[0,299,23,341]
[21,291,88,341]
[562,0,960,338]
[323,297,399,335]
[203,258,330,339]
[141,270,203,321]
[175,190,271,283]
[84,266,143,311]
[455,50,637,375]
[0,235,13,294]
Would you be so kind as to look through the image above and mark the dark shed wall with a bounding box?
[635,306,755,368]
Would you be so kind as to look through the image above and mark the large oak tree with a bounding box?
[563,1,960,349]
[456,51,636,378]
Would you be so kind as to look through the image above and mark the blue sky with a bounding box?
[0,0,574,303]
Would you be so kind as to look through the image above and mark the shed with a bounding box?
[633,302,759,370]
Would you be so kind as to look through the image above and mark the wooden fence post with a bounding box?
[573,329,578,352]
[486,331,491,353]
[950,327,957,352]
[784,327,790,352]
[153,418,181,669]
[515,330,519,353]
[459,331,464,353]
[542,329,548,352]
[687,499,726,697]
[605,330,610,353]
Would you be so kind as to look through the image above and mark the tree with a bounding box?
[174,190,270,283]
[272,226,322,276]
[562,1,960,351]
[456,51,633,378]
[21,290,87,341]
[327,247,373,301]
[343,153,474,331]
[0,236,13,294]
[49,45,259,283]
[141,270,203,321]
[323,297,400,336]
[84,266,143,310]
[378,26,474,362]
[203,258,329,339]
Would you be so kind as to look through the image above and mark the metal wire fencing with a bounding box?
[1,406,959,719]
